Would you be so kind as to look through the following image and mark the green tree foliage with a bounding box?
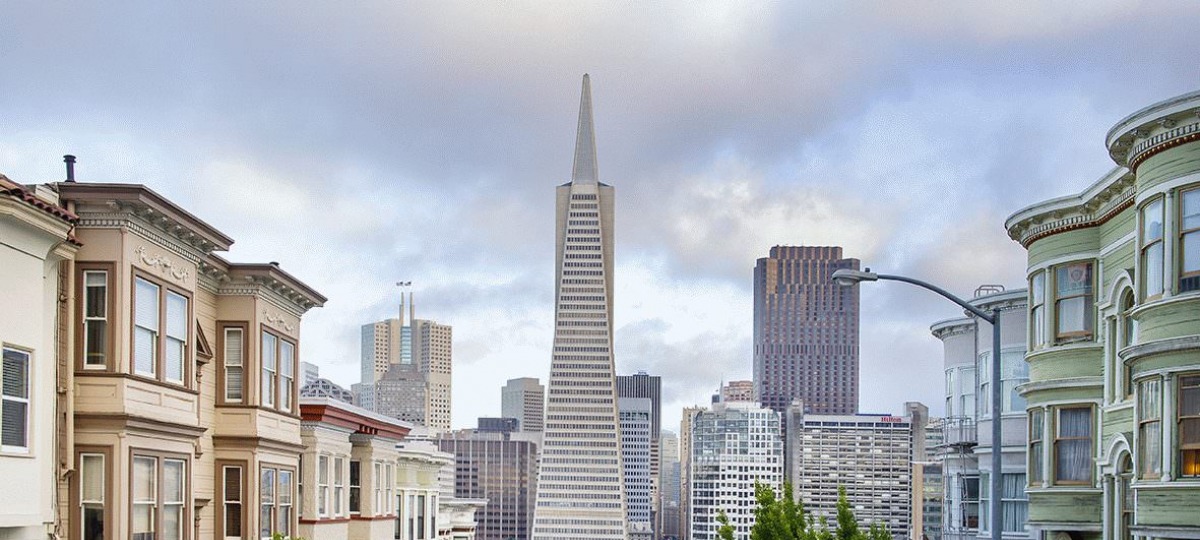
[715,482,894,540]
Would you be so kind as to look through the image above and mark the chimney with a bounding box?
[63,155,76,182]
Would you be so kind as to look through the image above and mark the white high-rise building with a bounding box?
[619,397,654,539]
[356,295,452,432]
[785,405,919,538]
[531,74,627,540]
[502,377,545,433]
[689,401,783,540]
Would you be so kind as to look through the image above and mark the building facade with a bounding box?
[616,371,662,535]
[413,319,453,432]
[531,74,628,540]
[0,173,77,540]
[1005,90,1200,540]
[658,430,681,540]
[785,407,918,538]
[688,401,783,540]
[678,406,702,540]
[619,397,654,539]
[501,377,545,433]
[720,380,754,403]
[930,289,1031,540]
[754,245,861,416]
[436,429,540,540]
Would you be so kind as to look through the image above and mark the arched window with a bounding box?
[1120,291,1137,400]
[1118,454,1134,540]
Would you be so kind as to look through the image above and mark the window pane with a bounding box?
[85,320,107,366]
[261,468,275,505]
[1056,439,1092,482]
[225,503,242,538]
[135,278,160,330]
[135,327,157,375]
[1143,199,1164,242]
[81,454,105,502]
[1182,377,1200,418]
[1144,242,1164,296]
[280,342,294,377]
[2,349,30,398]
[166,292,187,339]
[164,460,185,502]
[83,505,104,540]
[165,338,185,383]
[1031,273,1045,305]
[162,506,182,540]
[1183,189,1200,230]
[262,333,277,371]
[279,471,293,505]
[1060,408,1092,438]
[134,457,157,501]
[1184,231,1200,275]
[225,329,244,367]
[1056,263,1093,297]
[1057,297,1089,334]
[226,367,243,402]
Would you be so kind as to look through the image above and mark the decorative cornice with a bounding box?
[1107,90,1200,169]
[77,208,206,264]
[1005,171,1136,247]
[135,245,190,284]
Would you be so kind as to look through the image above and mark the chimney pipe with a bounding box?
[63,155,76,182]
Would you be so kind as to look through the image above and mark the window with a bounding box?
[223,466,244,540]
[1055,407,1093,483]
[317,456,329,516]
[1180,374,1200,477]
[1120,292,1137,400]
[349,461,361,514]
[978,350,1029,414]
[1030,272,1046,347]
[1181,188,1200,293]
[960,475,979,530]
[260,330,296,412]
[1138,378,1162,477]
[979,473,1028,534]
[1029,409,1044,484]
[385,464,394,516]
[960,367,976,418]
[132,455,187,540]
[278,470,293,537]
[223,328,244,403]
[133,277,190,385]
[83,270,109,368]
[262,333,276,408]
[80,453,105,540]
[280,341,294,412]
[333,457,344,516]
[1142,198,1165,298]
[1054,262,1094,341]
[260,468,274,540]
[374,463,383,516]
[1,347,30,452]
[416,494,426,540]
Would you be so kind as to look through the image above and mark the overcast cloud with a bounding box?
[2,2,1198,430]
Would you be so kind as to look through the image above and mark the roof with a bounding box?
[0,174,78,224]
[57,182,234,251]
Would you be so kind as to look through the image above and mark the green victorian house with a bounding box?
[1005,90,1200,540]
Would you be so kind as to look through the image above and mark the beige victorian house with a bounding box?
[54,179,325,540]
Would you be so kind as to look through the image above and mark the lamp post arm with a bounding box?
[875,274,996,324]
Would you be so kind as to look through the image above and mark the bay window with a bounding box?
[80,453,105,540]
[133,276,190,386]
[1029,409,1044,484]
[83,270,109,368]
[1054,262,1094,341]
[1,347,30,452]
[1030,271,1046,347]
[1182,188,1200,292]
[1141,198,1165,298]
[259,465,294,539]
[1054,406,1093,484]
[1180,374,1200,477]
[1137,378,1162,477]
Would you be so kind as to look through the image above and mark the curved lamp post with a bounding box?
[832,268,1003,540]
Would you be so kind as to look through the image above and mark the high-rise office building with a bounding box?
[619,397,654,540]
[678,406,702,540]
[361,317,403,384]
[719,380,754,402]
[414,318,453,432]
[531,74,627,540]
[688,401,784,540]
[785,404,919,538]
[616,371,662,532]
[753,245,860,416]
[437,429,540,540]
[658,430,681,540]
[502,377,546,433]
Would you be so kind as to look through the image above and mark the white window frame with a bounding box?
[1,347,31,453]
[164,291,188,384]
[80,453,106,540]
[83,270,109,368]
[261,332,277,408]
[133,278,160,377]
[1141,197,1166,299]
[333,457,344,517]
[317,455,329,517]
[222,465,243,540]
[224,328,244,403]
[1179,187,1200,292]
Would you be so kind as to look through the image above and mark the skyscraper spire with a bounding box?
[571,73,599,184]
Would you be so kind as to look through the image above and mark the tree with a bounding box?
[716,482,893,540]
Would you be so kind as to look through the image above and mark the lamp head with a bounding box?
[831,268,879,287]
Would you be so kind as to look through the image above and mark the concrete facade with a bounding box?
[436,429,539,540]
[688,401,783,540]
[1005,90,1200,540]
[501,377,545,433]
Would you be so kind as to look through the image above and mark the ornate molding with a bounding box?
[136,245,190,284]
[1006,174,1136,247]
[262,310,296,333]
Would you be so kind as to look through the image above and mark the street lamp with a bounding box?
[832,268,1003,540]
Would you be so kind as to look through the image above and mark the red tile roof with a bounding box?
[0,175,79,224]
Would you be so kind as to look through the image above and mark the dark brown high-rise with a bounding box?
[753,246,860,415]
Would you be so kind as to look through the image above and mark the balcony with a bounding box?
[936,416,978,449]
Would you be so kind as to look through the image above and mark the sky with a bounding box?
[2,2,1198,431]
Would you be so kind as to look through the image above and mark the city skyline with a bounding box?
[3,4,1200,431]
